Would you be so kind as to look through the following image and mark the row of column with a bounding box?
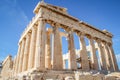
[95,39,119,71]
[14,18,51,74]
[44,23,118,72]
[75,33,118,71]
[14,18,118,75]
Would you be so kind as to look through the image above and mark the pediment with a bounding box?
[34,1,67,14]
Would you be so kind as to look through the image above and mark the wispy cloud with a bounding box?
[0,0,29,60]
[1,0,29,28]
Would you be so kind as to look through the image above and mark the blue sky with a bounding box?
[0,0,120,69]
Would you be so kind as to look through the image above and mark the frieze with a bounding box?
[42,7,112,43]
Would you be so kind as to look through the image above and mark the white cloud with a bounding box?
[0,0,29,61]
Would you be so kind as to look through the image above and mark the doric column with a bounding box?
[87,36,99,70]
[45,32,51,69]
[15,42,22,74]
[22,33,31,71]
[63,59,66,69]
[102,42,114,71]
[52,23,63,70]
[34,18,46,70]
[28,26,37,70]
[18,38,25,73]
[108,43,119,71]
[78,33,90,71]
[96,39,107,70]
[67,29,77,70]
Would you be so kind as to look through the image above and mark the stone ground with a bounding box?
[0,70,120,80]
[0,71,120,80]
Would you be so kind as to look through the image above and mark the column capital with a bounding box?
[86,34,96,40]
[54,23,60,27]
[76,31,81,36]
[37,18,46,25]
[25,32,31,38]
[22,37,26,41]
[86,34,93,39]
[107,42,112,46]
[51,22,60,29]
[65,27,72,32]
[46,20,52,24]
[95,38,102,43]
[102,41,107,45]
[18,41,22,46]
[32,26,37,31]
[38,18,46,22]
[77,32,85,38]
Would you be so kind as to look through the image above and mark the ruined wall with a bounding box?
[1,55,13,79]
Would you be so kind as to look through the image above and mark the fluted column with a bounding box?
[63,59,66,69]
[102,42,114,71]
[87,36,99,70]
[52,23,63,70]
[96,39,107,70]
[108,43,119,71]
[18,38,25,73]
[34,18,46,70]
[22,33,31,71]
[15,42,22,74]
[78,33,90,71]
[45,32,51,69]
[28,26,37,70]
[67,29,77,70]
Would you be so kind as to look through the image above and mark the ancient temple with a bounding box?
[1,1,120,80]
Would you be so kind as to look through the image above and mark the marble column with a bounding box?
[45,32,51,69]
[28,26,37,70]
[102,42,114,71]
[18,38,25,73]
[88,36,99,70]
[52,23,63,70]
[34,18,46,70]
[67,29,77,70]
[63,59,66,69]
[78,33,90,71]
[96,40,107,70]
[108,43,119,71]
[22,33,31,71]
[15,43,22,74]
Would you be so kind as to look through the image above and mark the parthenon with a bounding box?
[1,1,120,80]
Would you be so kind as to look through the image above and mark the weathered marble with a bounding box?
[1,1,119,80]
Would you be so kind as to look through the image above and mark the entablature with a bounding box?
[19,1,113,44]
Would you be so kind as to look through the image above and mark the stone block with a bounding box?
[93,74,105,80]
[31,74,42,80]
[105,76,116,80]
[79,75,93,80]
[65,76,74,80]
[116,78,120,80]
